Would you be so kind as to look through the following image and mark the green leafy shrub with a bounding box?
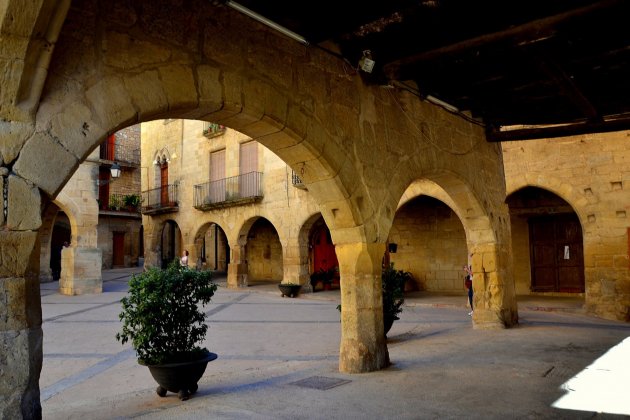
[381,264,411,323]
[116,261,217,365]
[123,193,141,208]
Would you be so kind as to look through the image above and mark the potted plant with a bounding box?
[336,263,411,338]
[278,282,302,297]
[116,261,218,400]
[381,263,411,337]
[123,193,141,212]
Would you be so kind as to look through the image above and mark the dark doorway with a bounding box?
[530,214,585,292]
[50,213,71,281]
[112,232,125,267]
[161,220,177,268]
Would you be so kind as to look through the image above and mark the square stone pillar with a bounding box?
[0,231,43,419]
[337,242,390,373]
[59,246,103,295]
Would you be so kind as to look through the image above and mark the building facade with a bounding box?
[38,126,143,294]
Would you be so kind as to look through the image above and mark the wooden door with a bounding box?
[160,163,168,205]
[112,232,125,267]
[530,214,584,292]
[106,134,116,160]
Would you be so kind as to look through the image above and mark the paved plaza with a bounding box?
[39,268,630,419]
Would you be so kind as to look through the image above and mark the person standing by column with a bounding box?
[464,253,473,316]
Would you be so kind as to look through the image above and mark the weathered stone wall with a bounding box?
[97,217,142,268]
[246,219,284,282]
[503,132,630,320]
[389,196,467,292]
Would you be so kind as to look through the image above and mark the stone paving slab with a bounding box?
[40,268,629,419]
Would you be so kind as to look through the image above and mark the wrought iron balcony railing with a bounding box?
[100,142,140,165]
[141,184,179,215]
[194,172,263,210]
[291,170,306,190]
[99,193,141,213]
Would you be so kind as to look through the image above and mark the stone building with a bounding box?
[140,119,325,289]
[37,126,142,295]
[503,132,630,321]
[1,1,629,418]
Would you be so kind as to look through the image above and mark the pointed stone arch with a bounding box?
[396,174,517,329]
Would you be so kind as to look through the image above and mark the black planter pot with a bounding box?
[278,284,302,298]
[140,352,218,400]
[384,314,397,338]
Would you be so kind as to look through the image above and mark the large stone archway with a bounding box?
[397,177,517,329]
[1,0,512,416]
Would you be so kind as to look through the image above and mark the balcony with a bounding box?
[203,123,226,139]
[98,193,142,217]
[291,170,307,190]
[141,184,179,215]
[99,142,140,166]
[194,172,263,210]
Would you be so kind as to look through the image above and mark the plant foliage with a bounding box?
[381,264,411,322]
[116,261,217,365]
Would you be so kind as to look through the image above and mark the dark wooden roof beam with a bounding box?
[383,0,624,80]
[486,115,630,141]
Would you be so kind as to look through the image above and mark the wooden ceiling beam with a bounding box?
[383,0,623,80]
[486,116,630,142]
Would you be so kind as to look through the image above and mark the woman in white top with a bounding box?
[180,250,189,267]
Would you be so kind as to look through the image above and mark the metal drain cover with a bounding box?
[290,376,351,390]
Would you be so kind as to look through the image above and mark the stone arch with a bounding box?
[388,195,468,293]
[297,213,339,291]
[398,175,496,245]
[395,173,517,329]
[235,216,283,285]
[506,177,589,232]
[192,221,230,272]
[0,2,517,412]
[144,217,182,269]
[506,186,586,297]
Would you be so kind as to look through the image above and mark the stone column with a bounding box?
[281,241,311,291]
[470,242,519,329]
[337,242,390,373]
[59,246,103,295]
[1,175,43,418]
[227,243,248,288]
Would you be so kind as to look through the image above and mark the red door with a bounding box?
[112,232,125,267]
[160,163,169,205]
[312,226,338,272]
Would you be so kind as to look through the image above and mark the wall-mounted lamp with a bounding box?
[359,50,375,73]
[388,243,398,254]
[96,162,122,186]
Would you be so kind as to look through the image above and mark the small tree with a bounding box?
[116,261,217,365]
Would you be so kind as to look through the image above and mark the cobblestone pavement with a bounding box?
[40,268,630,419]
